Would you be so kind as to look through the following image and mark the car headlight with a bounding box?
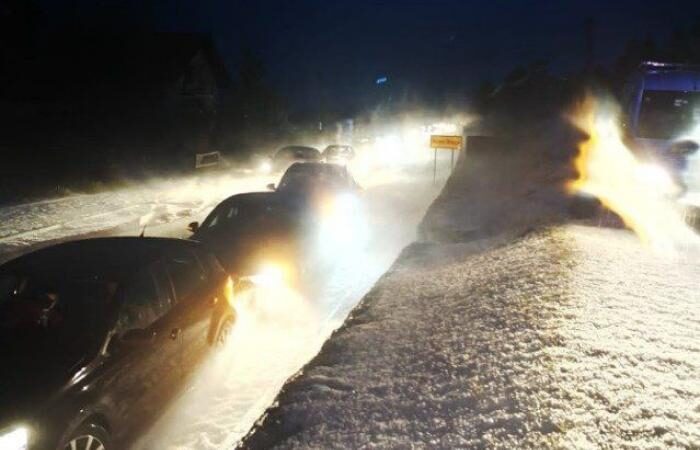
[248,263,287,287]
[258,160,272,173]
[0,426,29,450]
[332,193,359,215]
[321,193,358,220]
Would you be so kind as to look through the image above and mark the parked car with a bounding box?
[0,237,235,450]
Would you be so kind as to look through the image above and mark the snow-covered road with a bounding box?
[0,161,444,449]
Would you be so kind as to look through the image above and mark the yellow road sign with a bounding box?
[430,135,463,150]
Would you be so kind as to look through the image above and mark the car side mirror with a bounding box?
[188,221,199,233]
[120,328,156,346]
[267,183,276,191]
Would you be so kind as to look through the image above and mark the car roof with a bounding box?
[218,191,278,206]
[275,146,321,157]
[286,161,346,172]
[2,237,201,281]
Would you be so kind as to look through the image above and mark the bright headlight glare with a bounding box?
[333,193,358,214]
[249,263,286,287]
[635,164,676,193]
[0,426,29,450]
[258,161,272,173]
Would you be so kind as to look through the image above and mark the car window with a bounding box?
[151,262,175,312]
[201,203,244,230]
[196,249,226,279]
[200,204,226,230]
[166,249,207,301]
[117,269,162,333]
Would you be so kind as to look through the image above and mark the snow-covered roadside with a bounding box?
[239,224,700,449]
[239,143,700,449]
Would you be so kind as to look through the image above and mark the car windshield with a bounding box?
[0,271,114,358]
[278,165,348,191]
[324,146,352,157]
[637,90,700,139]
[200,200,276,231]
[275,147,320,160]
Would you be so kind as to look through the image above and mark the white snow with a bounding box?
[239,225,700,449]
[239,146,700,449]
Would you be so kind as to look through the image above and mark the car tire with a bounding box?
[62,422,111,450]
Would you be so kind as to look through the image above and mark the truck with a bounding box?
[620,61,700,203]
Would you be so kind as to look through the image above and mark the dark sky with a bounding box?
[38,0,699,111]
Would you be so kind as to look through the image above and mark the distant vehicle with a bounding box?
[322,145,355,163]
[188,192,302,279]
[270,162,361,198]
[0,238,235,450]
[269,163,367,254]
[271,146,322,172]
[621,61,700,198]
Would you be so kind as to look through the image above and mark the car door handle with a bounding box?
[170,328,181,340]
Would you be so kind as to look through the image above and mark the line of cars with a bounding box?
[190,161,365,288]
[258,144,355,174]
[0,159,363,450]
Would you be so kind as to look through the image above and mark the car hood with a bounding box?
[195,226,299,272]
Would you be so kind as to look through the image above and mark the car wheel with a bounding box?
[215,315,235,348]
[62,422,110,450]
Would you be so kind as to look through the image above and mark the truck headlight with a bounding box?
[0,426,29,450]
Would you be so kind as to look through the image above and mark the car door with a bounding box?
[197,201,244,270]
[164,248,219,376]
[99,263,183,443]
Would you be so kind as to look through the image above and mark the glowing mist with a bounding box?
[568,94,699,251]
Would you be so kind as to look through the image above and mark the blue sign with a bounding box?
[376,76,388,85]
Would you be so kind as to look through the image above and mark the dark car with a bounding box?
[271,146,322,172]
[0,238,235,450]
[322,145,355,163]
[268,163,367,258]
[270,162,361,198]
[188,193,302,278]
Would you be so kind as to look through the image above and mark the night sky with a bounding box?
[38,0,699,111]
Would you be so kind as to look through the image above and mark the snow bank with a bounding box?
[239,133,699,448]
[240,225,700,449]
